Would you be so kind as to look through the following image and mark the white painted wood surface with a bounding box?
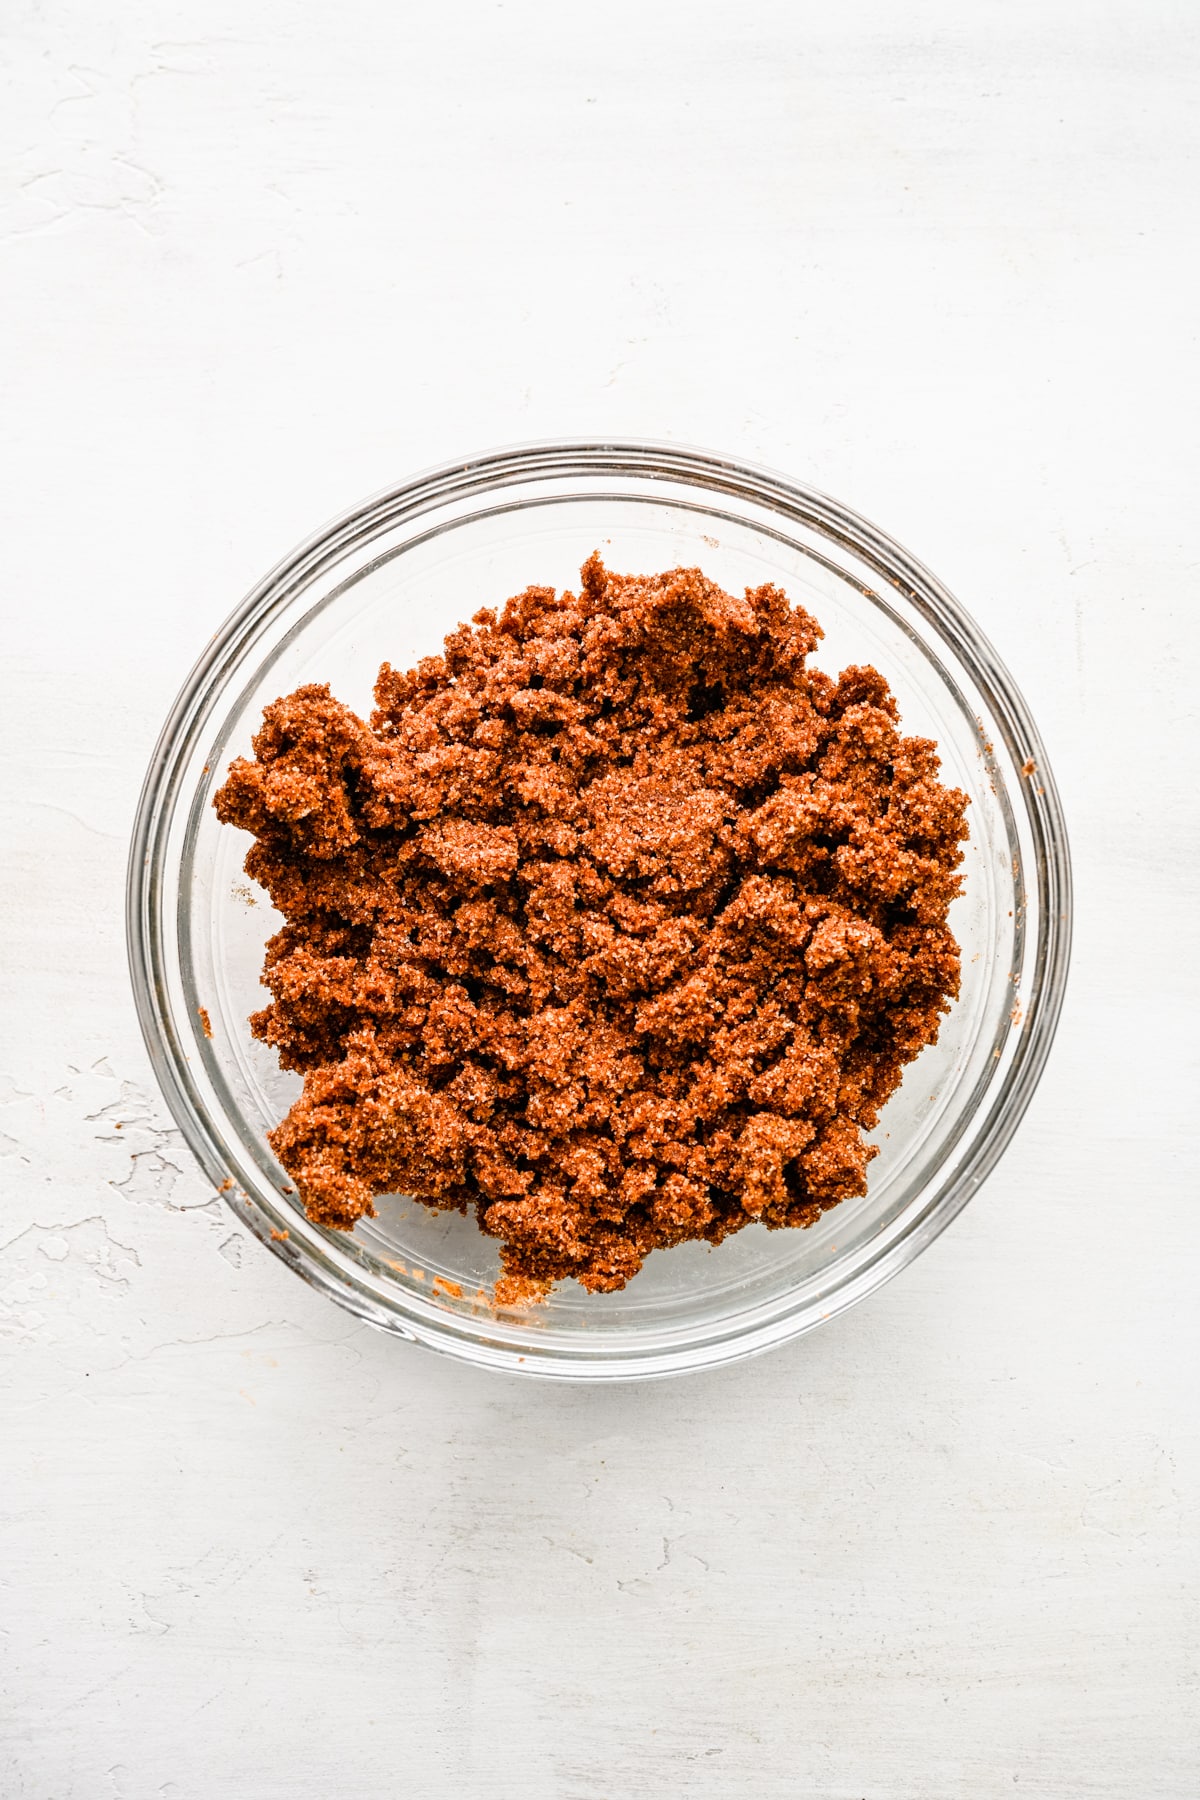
[3,3,1198,1794]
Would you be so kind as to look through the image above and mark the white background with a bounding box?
[3,3,1198,1795]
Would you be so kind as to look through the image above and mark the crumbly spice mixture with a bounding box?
[215,556,967,1299]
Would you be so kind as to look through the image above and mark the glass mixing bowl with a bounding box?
[127,442,1071,1380]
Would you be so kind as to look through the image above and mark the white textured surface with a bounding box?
[3,2,1199,1794]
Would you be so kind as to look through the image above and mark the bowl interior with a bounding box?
[169,476,1030,1370]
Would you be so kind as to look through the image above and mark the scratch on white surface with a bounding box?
[26,800,122,842]
[112,1146,185,1209]
[103,1319,296,1373]
[1081,1453,1182,1540]
[0,1056,269,1362]
[7,1065,210,1217]
[0,1216,141,1342]
[50,1663,135,1722]
[542,1535,594,1566]
[125,1589,172,1637]
[217,1232,245,1268]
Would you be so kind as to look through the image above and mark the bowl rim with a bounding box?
[126,437,1073,1380]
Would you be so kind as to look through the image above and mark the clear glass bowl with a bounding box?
[127,442,1071,1380]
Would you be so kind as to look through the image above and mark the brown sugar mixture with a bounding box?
[215,556,968,1300]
